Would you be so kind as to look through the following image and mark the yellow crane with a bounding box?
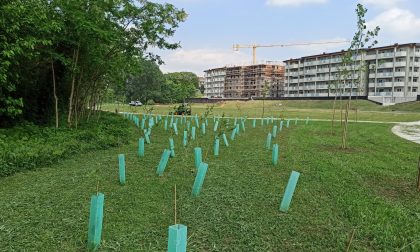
[233,40,350,65]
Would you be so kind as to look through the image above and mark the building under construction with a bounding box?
[204,63,285,98]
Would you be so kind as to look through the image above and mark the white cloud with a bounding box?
[266,0,327,7]
[367,8,420,41]
[158,48,252,76]
[361,0,403,9]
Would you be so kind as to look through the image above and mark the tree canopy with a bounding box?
[0,0,187,126]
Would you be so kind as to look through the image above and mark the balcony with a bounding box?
[318,68,330,73]
[304,61,316,66]
[365,54,377,60]
[394,62,406,67]
[410,62,420,67]
[316,85,329,89]
[316,76,329,81]
[318,59,330,65]
[304,69,317,75]
[376,72,394,78]
[287,64,299,69]
[377,62,394,68]
[395,51,407,57]
[372,82,393,88]
[378,52,394,58]
[394,72,406,77]
[394,81,405,87]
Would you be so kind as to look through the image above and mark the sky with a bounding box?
[151,0,420,76]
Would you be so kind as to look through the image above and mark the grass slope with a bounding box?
[0,116,419,251]
[102,100,420,122]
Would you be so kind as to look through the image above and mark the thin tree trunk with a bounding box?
[331,89,338,135]
[67,44,80,127]
[341,100,350,149]
[51,60,59,128]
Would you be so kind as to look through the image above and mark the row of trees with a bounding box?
[0,0,187,127]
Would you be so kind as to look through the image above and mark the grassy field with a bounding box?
[1,113,419,251]
[102,100,420,122]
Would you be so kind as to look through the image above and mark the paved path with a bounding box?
[391,121,420,144]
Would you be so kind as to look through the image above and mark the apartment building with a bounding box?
[204,64,284,98]
[204,67,226,98]
[284,43,420,104]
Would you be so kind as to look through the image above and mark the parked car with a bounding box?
[129,101,143,106]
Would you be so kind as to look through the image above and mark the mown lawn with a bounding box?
[0,114,419,251]
[102,100,420,122]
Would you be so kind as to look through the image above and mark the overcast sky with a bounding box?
[151,0,420,76]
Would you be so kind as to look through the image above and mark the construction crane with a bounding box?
[233,40,350,65]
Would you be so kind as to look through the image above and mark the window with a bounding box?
[396,88,402,92]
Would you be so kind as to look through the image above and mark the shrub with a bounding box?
[0,112,136,177]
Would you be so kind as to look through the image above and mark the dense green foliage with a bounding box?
[124,69,200,104]
[0,112,136,177]
[162,72,199,103]
[0,115,419,250]
[0,0,186,126]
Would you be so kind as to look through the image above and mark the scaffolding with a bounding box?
[224,64,285,98]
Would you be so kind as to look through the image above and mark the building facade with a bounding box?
[204,64,284,98]
[284,43,420,103]
[204,67,226,98]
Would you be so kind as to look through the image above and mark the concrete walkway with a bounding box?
[391,121,420,144]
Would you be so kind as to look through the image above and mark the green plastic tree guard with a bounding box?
[261,118,264,126]
[138,138,145,158]
[169,138,175,157]
[173,123,178,135]
[191,126,196,140]
[295,118,298,125]
[286,120,290,128]
[194,147,202,170]
[241,121,245,132]
[195,117,199,127]
[87,193,105,251]
[164,120,168,131]
[167,224,187,252]
[156,149,171,176]
[272,144,279,165]
[213,120,219,132]
[201,122,206,135]
[265,133,272,150]
[230,128,236,141]
[280,171,300,212]
[222,133,229,147]
[141,119,145,129]
[235,124,240,136]
[192,162,209,197]
[252,119,256,128]
[280,121,283,131]
[214,138,220,156]
[234,117,237,125]
[272,125,278,138]
[305,117,309,125]
[183,130,188,147]
[118,154,126,185]
[145,133,151,144]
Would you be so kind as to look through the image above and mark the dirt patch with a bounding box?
[318,144,364,154]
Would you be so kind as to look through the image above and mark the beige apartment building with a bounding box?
[284,43,419,104]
